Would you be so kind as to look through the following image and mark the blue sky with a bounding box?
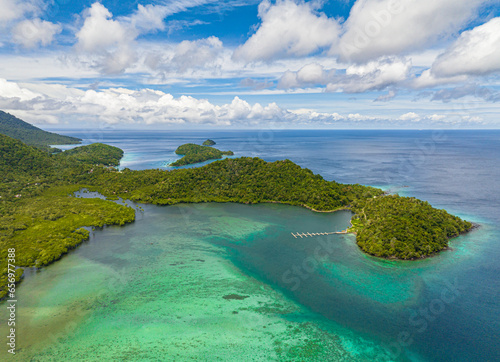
[0,0,499,128]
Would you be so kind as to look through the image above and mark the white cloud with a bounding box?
[278,63,335,89]
[0,78,493,128]
[129,4,169,33]
[337,0,485,63]
[76,3,129,53]
[431,17,500,77]
[171,37,224,73]
[0,78,39,100]
[399,112,420,121]
[428,114,446,121]
[233,0,341,62]
[12,18,61,48]
[0,0,37,23]
[412,69,468,89]
[276,57,410,92]
[141,37,228,78]
[74,3,139,74]
[73,2,227,75]
[326,57,411,93]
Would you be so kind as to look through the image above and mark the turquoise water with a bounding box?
[2,204,395,361]
[2,130,499,361]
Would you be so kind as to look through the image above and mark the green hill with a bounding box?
[0,110,81,147]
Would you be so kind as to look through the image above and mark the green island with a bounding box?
[171,142,234,166]
[0,121,475,299]
[202,139,216,145]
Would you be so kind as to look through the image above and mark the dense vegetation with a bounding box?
[0,187,135,296]
[351,195,473,259]
[90,157,383,209]
[202,139,216,145]
[56,143,124,167]
[0,136,135,298]
[0,127,476,298]
[0,110,81,148]
[171,143,234,166]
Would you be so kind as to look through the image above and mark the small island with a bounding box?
[171,142,234,166]
[202,139,216,146]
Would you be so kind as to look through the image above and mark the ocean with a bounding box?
[2,129,499,361]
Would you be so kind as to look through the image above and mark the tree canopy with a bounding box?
[171,142,233,166]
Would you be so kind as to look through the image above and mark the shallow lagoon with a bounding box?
[0,201,491,361]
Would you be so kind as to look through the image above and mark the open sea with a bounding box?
[1,129,499,361]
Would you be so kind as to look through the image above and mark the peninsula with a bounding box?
[0,121,475,298]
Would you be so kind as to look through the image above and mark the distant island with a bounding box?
[171,142,234,166]
[0,115,476,298]
[202,139,216,146]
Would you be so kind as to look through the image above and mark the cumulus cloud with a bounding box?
[12,18,61,48]
[0,78,39,100]
[233,0,340,62]
[412,69,468,89]
[337,0,485,63]
[278,63,335,89]
[0,78,489,128]
[74,2,136,74]
[399,112,420,121]
[276,58,410,92]
[73,3,227,75]
[326,57,411,93]
[76,3,129,52]
[233,0,485,65]
[431,17,500,77]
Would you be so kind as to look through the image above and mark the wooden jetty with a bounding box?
[291,230,349,238]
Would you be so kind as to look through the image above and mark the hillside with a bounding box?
[0,134,54,178]
[0,110,81,147]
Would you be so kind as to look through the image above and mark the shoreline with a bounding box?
[0,197,481,302]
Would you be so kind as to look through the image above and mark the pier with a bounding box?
[291,230,349,238]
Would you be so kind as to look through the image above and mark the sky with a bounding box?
[0,0,499,129]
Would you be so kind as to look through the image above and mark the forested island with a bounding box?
[0,122,475,298]
[202,139,216,145]
[171,142,234,166]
